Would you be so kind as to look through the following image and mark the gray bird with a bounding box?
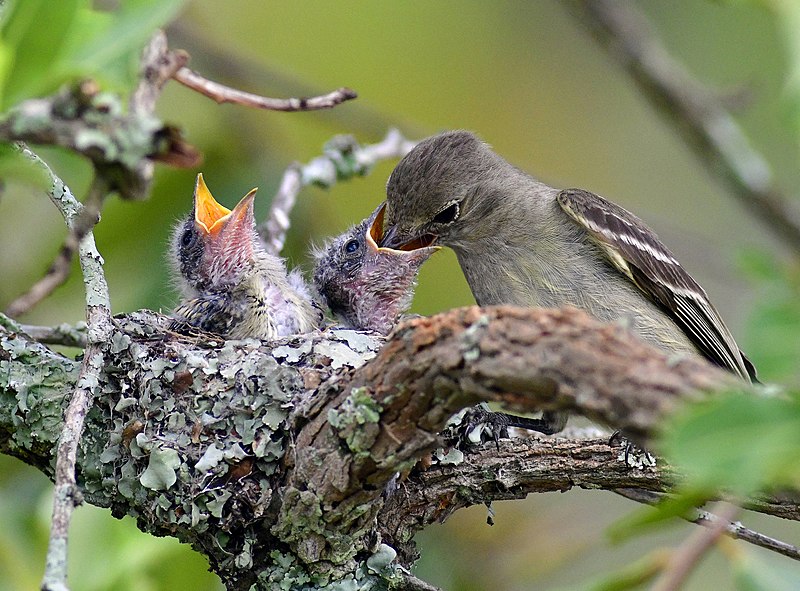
[170,173,320,339]
[312,203,439,335]
[379,131,757,432]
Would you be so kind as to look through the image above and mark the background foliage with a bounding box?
[1,1,799,589]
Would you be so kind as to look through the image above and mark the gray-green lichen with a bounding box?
[328,387,383,455]
[1,310,404,590]
[0,318,78,469]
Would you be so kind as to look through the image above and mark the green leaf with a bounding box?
[0,0,188,109]
[660,390,800,495]
[607,489,711,543]
[56,0,188,91]
[0,0,84,109]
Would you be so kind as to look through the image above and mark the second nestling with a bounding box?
[169,174,320,340]
[312,202,439,335]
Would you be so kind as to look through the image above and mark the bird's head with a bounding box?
[313,202,439,334]
[171,173,260,291]
[379,130,506,252]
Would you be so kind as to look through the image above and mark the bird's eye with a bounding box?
[344,239,360,254]
[181,228,195,247]
[433,201,460,225]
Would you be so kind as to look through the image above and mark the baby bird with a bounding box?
[170,174,320,339]
[313,203,439,335]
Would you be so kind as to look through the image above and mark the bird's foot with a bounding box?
[444,404,566,451]
[609,431,657,469]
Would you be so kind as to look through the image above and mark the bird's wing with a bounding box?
[170,291,239,337]
[557,188,757,381]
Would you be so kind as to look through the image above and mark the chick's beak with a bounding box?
[193,173,259,276]
[372,202,440,252]
[220,188,258,254]
[194,173,231,235]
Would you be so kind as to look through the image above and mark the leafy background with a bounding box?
[1,1,799,589]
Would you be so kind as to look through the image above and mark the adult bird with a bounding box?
[169,173,320,339]
[379,131,757,432]
[312,203,438,335]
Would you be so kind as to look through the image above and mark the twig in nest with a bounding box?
[19,322,88,348]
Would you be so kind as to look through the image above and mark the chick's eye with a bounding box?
[344,239,360,254]
[181,228,195,247]
[433,201,460,225]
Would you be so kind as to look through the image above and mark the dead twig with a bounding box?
[172,66,357,111]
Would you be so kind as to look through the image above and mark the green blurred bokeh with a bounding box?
[2,1,799,589]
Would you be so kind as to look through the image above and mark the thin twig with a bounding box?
[569,0,800,253]
[39,170,113,591]
[615,488,800,561]
[650,500,740,591]
[172,66,357,111]
[5,144,101,318]
[4,243,77,318]
[259,128,417,254]
[19,322,88,348]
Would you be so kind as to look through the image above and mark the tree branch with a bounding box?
[172,66,357,111]
[569,0,800,253]
[16,322,87,349]
[616,488,800,561]
[259,129,417,255]
[0,51,198,201]
[0,306,789,590]
[40,170,114,591]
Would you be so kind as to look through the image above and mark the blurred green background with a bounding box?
[2,1,800,589]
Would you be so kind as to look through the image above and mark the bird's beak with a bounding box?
[194,173,232,236]
[220,188,258,252]
[371,202,440,253]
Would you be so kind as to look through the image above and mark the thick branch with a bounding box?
[0,306,788,590]
[283,305,748,570]
[380,435,669,561]
[349,306,735,444]
[569,0,800,252]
